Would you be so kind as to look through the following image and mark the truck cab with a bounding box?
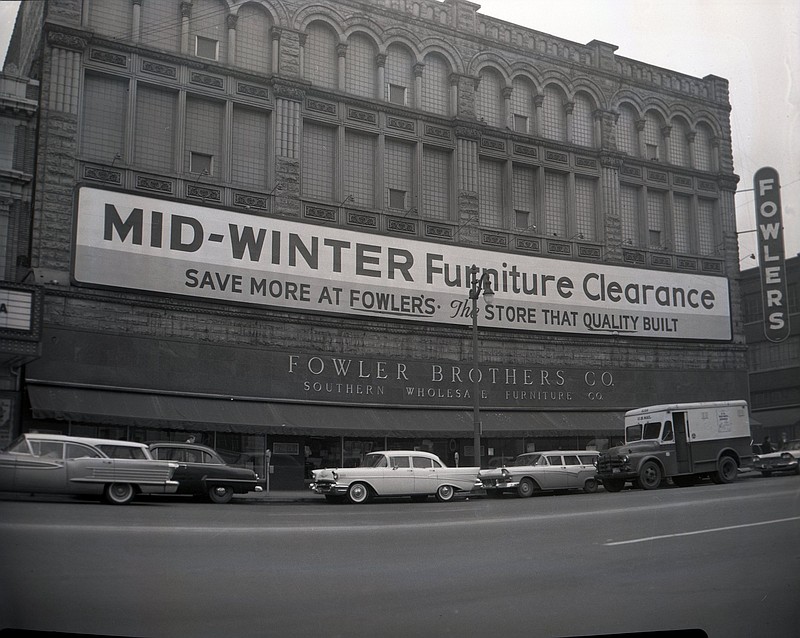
[597,400,752,492]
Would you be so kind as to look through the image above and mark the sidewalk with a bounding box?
[234,489,325,503]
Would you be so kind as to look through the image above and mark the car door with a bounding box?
[411,455,438,494]
[561,454,583,489]
[64,442,111,496]
[13,439,68,494]
[535,455,562,490]
[384,454,415,495]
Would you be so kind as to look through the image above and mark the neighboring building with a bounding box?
[3,0,748,487]
[0,63,40,449]
[740,255,800,445]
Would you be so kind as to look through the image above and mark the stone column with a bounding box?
[661,125,672,164]
[273,83,305,218]
[226,14,237,66]
[448,73,459,117]
[564,101,575,144]
[274,28,284,75]
[533,94,544,137]
[132,0,142,42]
[337,43,348,92]
[376,53,386,100]
[455,125,481,244]
[502,86,513,129]
[180,2,191,55]
[687,130,697,169]
[599,153,623,261]
[635,119,646,158]
[414,63,425,110]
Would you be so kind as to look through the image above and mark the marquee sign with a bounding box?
[753,167,790,342]
[73,187,733,340]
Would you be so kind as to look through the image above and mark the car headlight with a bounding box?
[501,468,511,478]
[753,455,760,462]
[621,455,629,464]
[781,453,793,461]
[332,470,338,481]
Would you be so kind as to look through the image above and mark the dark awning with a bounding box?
[27,384,624,438]
[751,407,800,430]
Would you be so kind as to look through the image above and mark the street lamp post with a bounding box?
[469,264,494,468]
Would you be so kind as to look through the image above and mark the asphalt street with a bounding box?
[1,473,798,638]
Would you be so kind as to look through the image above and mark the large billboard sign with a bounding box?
[73,187,732,340]
[753,167,790,342]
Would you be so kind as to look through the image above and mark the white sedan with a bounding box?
[310,450,479,504]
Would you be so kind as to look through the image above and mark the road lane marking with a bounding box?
[605,516,800,546]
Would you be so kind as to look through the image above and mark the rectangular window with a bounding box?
[388,189,406,209]
[388,83,407,105]
[620,184,640,247]
[385,138,414,210]
[135,84,176,172]
[185,96,223,176]
[515,210,530,230]
[422,146,451,221]
[478,159,503,229]
[575,177,596,241]
[232,105,268,188]
[646,190,666,249]
[190,152,212,175]
[697,198,716,255]
[82,73,128,162]
[544,171,567,237]
[301,121,336,200]
[512,163,536,231]
[196,36,218,61]
[673,194,691,253]
[513,114,529,133]
[344,130,376,208]
[646,143,659,161]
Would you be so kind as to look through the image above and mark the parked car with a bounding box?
[752,440,800,477]
[0,433,179,504]
[148,442,263,503]
[478,450,600,497]
[310,450,479,504]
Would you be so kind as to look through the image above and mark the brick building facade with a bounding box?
[2,0,748,487]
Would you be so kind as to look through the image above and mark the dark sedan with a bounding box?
[148,442,263,503]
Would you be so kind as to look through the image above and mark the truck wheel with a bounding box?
[638,461,662,490]
[712,457,738,484]
[602,478,625,492]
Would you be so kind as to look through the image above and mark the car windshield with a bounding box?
[513,454,541,466]
[362,453,388,468]
[626,422,662,442]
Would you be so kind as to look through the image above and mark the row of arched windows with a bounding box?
[87,1,721,172]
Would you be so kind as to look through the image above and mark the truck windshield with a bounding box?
[626,422,662,442]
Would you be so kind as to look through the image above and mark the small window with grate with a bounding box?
[190,152,213,176]
[388,188,406,210]
[388,83,407,105]
[196,36,218,61]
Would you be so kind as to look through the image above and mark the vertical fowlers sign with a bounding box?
[753,167,790,342]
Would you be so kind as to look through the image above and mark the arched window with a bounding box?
[89,0,132,40]
[694,122,715,171]
[305,21,338,89]
[140,1,181,52]
[670,117,690,167]
[346,33,378,99]
[421,53,450,115]
[542,84,567,141]
[476,67,504,128]
[643,111,665,161]
[190,0,228,63]
[616,104,639,156]
[573,92,595,147]
[385,43,415,106]
[236,3,271,74]
[510,76,535,134]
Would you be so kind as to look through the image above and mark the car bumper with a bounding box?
[755,460,798,473]
[479,479,519,490]
[597,470,637,482]
[309,481,348,495]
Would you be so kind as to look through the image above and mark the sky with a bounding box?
[1,0,798,266]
